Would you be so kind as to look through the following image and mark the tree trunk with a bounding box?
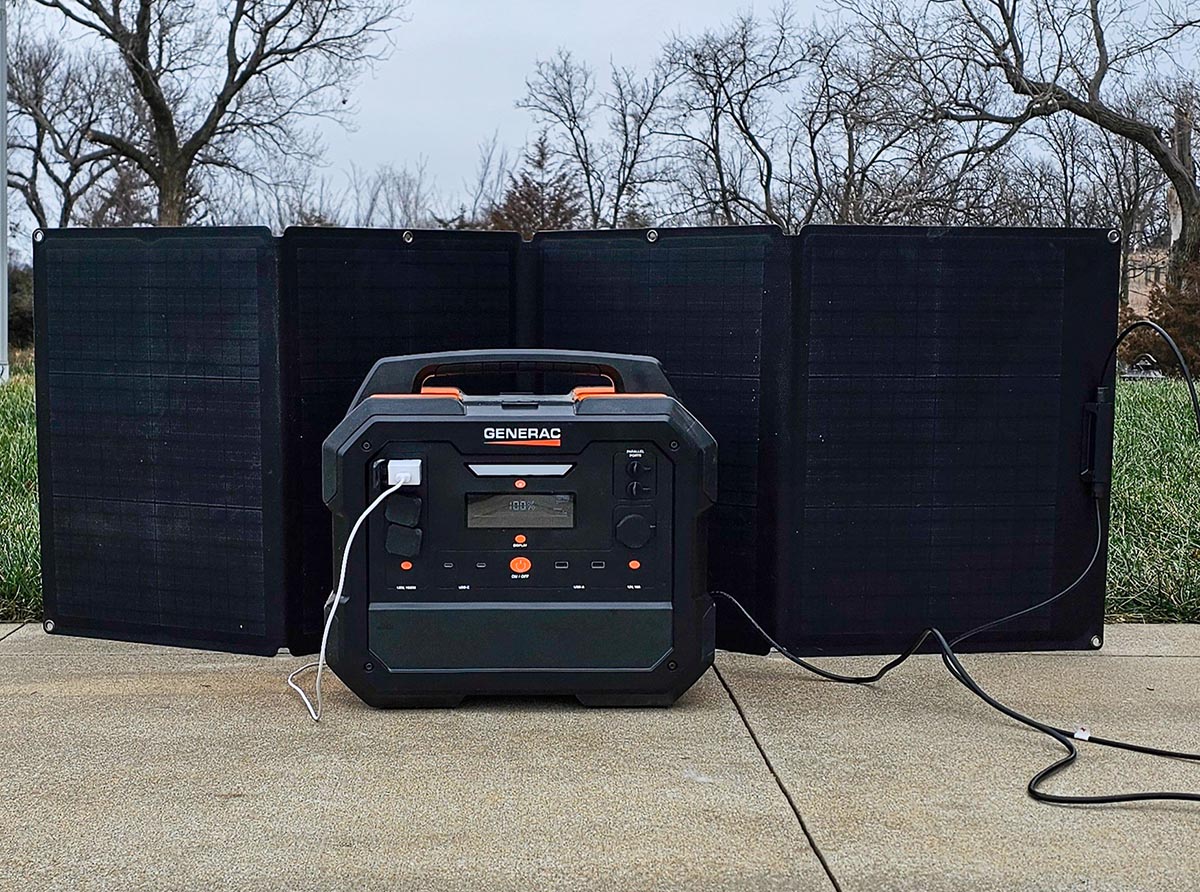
[1168,199,1200,287]
[157,167,189,226]
[1166,102,1198,286]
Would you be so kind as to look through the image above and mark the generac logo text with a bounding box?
[483,427,562,447]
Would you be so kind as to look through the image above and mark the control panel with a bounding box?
[370,442,672,604]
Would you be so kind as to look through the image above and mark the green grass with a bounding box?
[0,363,1196,623]
[1,351,41,622]
[1107,379,1200,622]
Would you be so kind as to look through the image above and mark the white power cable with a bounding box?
[288,477,410,721]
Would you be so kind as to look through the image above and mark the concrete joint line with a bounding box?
[712,663,843,892]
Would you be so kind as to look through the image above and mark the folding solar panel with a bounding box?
[33,223,1118,659]
[535,227,788,651]
[278,228,522,647]
[769,226,1119,654]
[34,228,286,653]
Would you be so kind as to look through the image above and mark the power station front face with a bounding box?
[322,371,717,708]
[367,438,676,676]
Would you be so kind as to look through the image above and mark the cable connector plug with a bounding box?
[1080,386,1113,500]
[386,459,422,487]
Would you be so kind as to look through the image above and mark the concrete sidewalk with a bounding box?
[1,623,1198,891]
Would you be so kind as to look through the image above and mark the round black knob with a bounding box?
[615,513,653,548]
[627,460,652,478]
[626,481,651,498]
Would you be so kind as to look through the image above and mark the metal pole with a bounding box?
[1,3,9,384]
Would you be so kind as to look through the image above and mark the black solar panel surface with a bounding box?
[536,228,780,649]
[778,227,1116,653]
[35,229,282,652]
[34,225,1116,658]
[281,229,520,645]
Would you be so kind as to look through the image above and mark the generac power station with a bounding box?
[320,350,718,707]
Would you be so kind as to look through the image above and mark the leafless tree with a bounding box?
[237,159,441,231]
[1028,114,1096,228]
[74,163,157,228]
[840,0,1200,282]
[1077,101,1170,301]
[434,134,511,230]
[646,10,1017,231]
[796,22,1007,228]
[464,134,511,224]
[348,160,437,228]
[520,50,670,228]
[6,16,125,229]
[31,0,407,226]
[657,7,807,228]
[252,164,347,230]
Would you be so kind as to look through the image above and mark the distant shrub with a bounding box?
[1119,262,1200,375]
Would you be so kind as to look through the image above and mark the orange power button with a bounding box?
[509,556,532,574]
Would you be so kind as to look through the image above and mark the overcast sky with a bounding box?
[7,0,826,247]
[317,0,822,204]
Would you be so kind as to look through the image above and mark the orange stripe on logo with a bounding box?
[488,439,561,447]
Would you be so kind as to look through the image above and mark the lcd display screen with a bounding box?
[466,493,575,528]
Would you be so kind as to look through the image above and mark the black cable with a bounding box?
[711,324,1200,806]
[711,500,1102,686]
[1101,320,1200,437]
[932,629,1200,805]
[713,587,1200,805]
[949,500,1104,648]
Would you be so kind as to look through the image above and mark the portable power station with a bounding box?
[321,349,717,708]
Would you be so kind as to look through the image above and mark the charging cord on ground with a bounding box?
[288,476,411,722]
[711,500,1200,805]
[713,325,1200,806]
